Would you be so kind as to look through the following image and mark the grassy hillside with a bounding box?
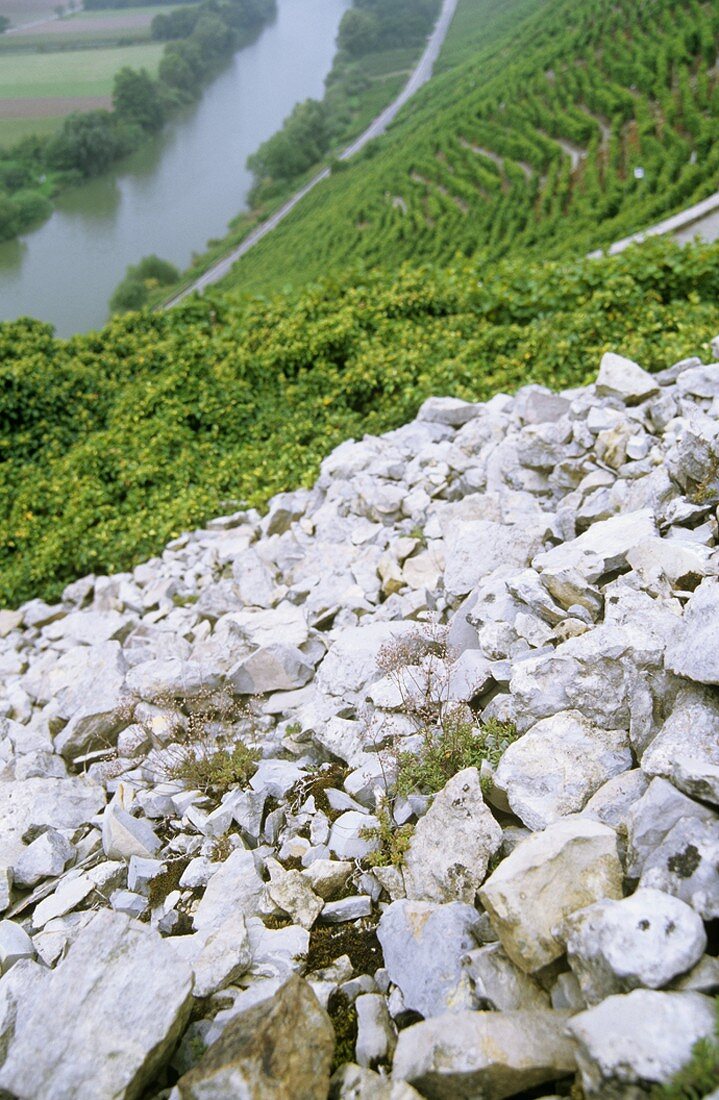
[2,236,719,605]
[214,0,719,296]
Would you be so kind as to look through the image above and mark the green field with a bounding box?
[0,6,189,50]
[0,115,64,147]
[0,42,165,99]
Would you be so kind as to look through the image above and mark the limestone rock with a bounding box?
[479,818,623,973]
[464,943,550,1011]
[665,577,719,684]
[186,914,252,999]
[329,811,379,861]
[377,899,481,1018]
[444,520,544,597]
[564,889,707,1004]
[267,864,324,929]
[0,776,105,869]
[402,767,502,903]
[102,785,161,861]
[193,848,265,933]
[392,1009,576,1099]
[639,815,719,919]
[494,711,631,829]
[0,921,35,975]
[176,974,333,1099]
[568,990,716,1096]
[330,1063,423,1099]
[626,776,716,877]
[595,352,659,404]
[46,641,128,758]
[317,621,417,698]
[355,992,396,1068]
[12,828,76,888]
[229,644,314,694]
[641,685,719,805]
[533,509,656,581]
[0,910,193,1100]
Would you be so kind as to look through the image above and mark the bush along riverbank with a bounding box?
[0,345,718,1096]
[0,0,276,244]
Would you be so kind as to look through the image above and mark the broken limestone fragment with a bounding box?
[330,1063,423,1099]
[176,975,333,1100]
[377,899,481,1018]
[267,863,324,929]
[563,889,707,1004]
[625,776,716,877]
[665,577,719,685]
[595,352,659,404]
[464,943,549,1011]
[402,767,502,903]
[494,711,631,829]
[568,990,716,1097]
[479,817,623,973]
[12,828,76,888]
[639,815,719,919]
[641,684,719,806]
[392,1009,575,1099]
[0,910,193,1100]
[102,785,161,861]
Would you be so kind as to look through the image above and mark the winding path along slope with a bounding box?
[164,0,459,307]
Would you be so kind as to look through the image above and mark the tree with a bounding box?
[46,111,134,177]
[247,99,329,188]
[337,9,378,57]
[0,195,19,241]
[112,67,165,132]
[0,15,10,33]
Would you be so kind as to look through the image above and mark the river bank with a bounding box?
[0,0,349,335]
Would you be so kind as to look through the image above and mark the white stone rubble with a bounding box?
[0,350,717,1095]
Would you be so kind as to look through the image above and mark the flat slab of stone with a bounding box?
[393,1009,575,1099]
[0,910,193,1100]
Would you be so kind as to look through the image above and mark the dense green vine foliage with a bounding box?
[1,237,719,605]
[218,0,719,296]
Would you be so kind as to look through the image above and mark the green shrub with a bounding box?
[395,714,520,797]
[361,800,414,868]
[165,739,260,794]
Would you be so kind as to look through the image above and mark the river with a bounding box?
[0,0,349,336]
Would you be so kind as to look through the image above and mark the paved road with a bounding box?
[164,0,459,307]
[589,189,719,258]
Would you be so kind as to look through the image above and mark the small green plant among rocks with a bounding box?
[165,740,260,796]
[395,712,519,797]
[145,687,261,796]
[652,998,719,1099]
[361,800,414,869]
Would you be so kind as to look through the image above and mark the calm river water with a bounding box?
[0,0,349,336]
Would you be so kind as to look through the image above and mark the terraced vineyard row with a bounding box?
[218,0,719,295]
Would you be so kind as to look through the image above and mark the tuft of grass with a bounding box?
[361,800,414,870]
[166,739,259,796]
[395,714,520,797]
